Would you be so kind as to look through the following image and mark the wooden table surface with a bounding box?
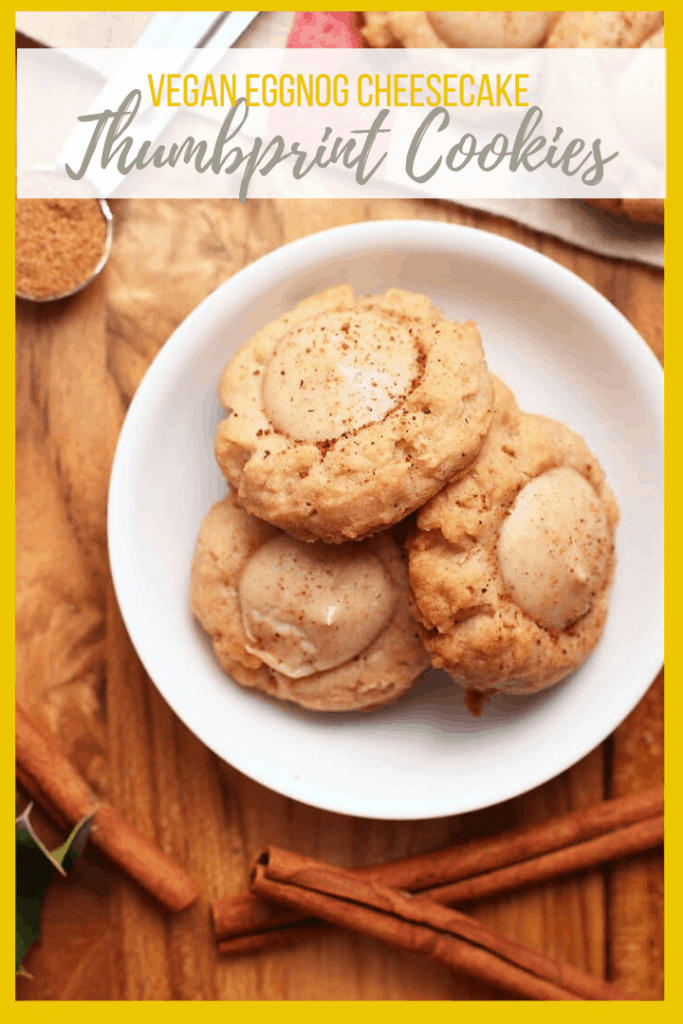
[15,198,663,1001]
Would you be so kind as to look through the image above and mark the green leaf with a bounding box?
[51,814,94,872]
[15,805,94,976]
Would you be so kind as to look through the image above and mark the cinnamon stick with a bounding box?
[219,921,327,957]
[427,816,664,905]
[251,848,633,1001]
[363,786,663,890]
[15,702,201,912]
[213,787,663,950]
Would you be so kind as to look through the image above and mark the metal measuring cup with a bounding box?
[16,168,114,302]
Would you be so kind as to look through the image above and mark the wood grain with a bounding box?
[15,198,663,1000]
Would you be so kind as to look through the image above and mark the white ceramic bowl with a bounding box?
[108,220,663,821]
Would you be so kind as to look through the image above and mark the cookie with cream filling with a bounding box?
[191,493,430,712]
[215,285,494,543]
[641,25,664,48]
[362,12,557,48]
[361,11,662,50]
[545,11,663,48]
[407,377,619,713]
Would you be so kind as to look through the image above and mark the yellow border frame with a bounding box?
[10,1,674,1017]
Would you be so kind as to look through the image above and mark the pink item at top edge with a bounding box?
[286,12,362,48]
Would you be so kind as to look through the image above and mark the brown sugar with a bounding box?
[16,198,108,300]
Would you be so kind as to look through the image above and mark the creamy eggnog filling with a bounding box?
[238,536,397,678]
[427,11,554,48]
[497,467,611,632]
[261,311,418,442]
